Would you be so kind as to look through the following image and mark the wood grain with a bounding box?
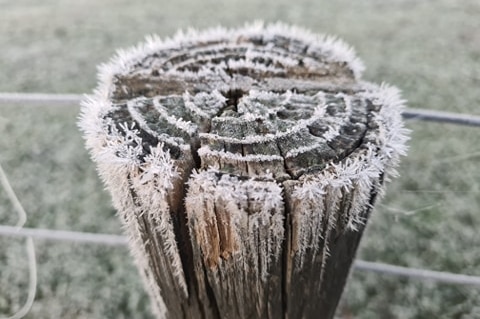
[80,23,408,319]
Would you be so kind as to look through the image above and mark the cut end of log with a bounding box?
[79,22,408,319]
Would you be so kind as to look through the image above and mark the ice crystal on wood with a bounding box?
[79,22,408,319]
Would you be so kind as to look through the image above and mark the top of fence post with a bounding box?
[79,22,408,319]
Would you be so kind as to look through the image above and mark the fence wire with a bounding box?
[0,163,37,319]
[1,224,480,287]
[1,92,480,127]
[0,224,127,246]
[1,91,480,318]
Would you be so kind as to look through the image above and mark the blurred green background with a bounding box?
[1,0,479,318]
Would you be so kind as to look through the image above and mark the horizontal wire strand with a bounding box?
[1,91,479,318]
[1,224,480,287]
[354,260,480,287]
[0,225,128,246]
[1,92,480,127]
[1,92,480,286]
[0,92,83,105]
[402,108,480,127]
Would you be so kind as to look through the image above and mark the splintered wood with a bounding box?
[79,23,408,319]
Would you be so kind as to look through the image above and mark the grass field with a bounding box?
[1,0,479,318]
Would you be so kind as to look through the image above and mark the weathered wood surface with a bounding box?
[80,23,408,319]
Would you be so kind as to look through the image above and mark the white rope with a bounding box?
[1,224,480,288]
[0,164,37,319]
[1,92,480,127]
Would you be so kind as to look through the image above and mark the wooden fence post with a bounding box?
[79,23,408,319]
